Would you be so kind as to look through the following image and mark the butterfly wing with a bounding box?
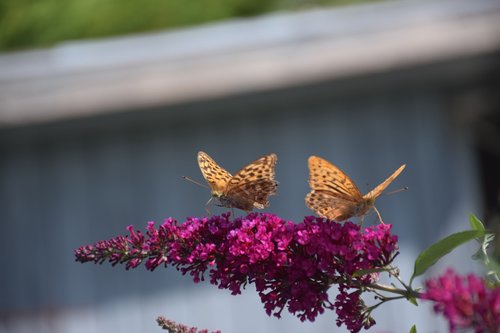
[307,156,363,200]
[226,153,278,209]
[197,151,232,194]
[306,156,364,221]
[363,164,406,200]
[226,178,278,210]
[305,191,361,221]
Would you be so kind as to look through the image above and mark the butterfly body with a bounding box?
[306,156,405,222]
[216,193,261,211]
[197,151,278,212]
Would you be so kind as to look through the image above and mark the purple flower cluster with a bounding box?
[75,213,399,333]
[421,269,500,333]
[335,285,376,332]
[156,316,221,333]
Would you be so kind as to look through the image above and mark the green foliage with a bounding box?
[469,214,486,232]
[408,297,418,306]
[0,0,378,51]
[411,214,499,287]
[410,230,484,285]
[469,215,500,284]
[409,325,417,333]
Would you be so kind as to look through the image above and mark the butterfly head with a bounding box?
[210,189,225,199]
[364,195,376,207]
[357,196,376,216]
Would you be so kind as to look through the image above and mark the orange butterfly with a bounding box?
[196,151,278,213]
[305,156,405,223]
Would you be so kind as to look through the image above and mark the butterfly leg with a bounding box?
[205,197,213,216]
[359,215,365,227]
[373,206,385,224]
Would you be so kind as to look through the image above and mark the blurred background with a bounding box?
[1,0,500,332]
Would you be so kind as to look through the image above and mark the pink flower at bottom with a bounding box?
[421,268,500,333]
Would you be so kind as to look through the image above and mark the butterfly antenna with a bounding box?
[373,206,385,224]
[385,187,409,196]
[182,176,210,189]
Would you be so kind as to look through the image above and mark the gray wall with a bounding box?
[1,54,497,332]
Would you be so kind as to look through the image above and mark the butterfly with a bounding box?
[305,155,406,223]
[196,151,278,213]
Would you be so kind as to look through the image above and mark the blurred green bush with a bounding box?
[0,0,376,51]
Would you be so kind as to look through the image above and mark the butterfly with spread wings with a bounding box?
[197,151,278,213]
[305,156,405,223]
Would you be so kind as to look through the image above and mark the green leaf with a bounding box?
[408,296,418,306]
[409,324,417,333]
[469,214,485,232]
[411,230,482,284]
[352,267,388,277]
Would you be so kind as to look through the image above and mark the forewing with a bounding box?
[363,164,406,200]
[308,156,363,201]
[305,190,358,221]
[228,153,278,190]
[197,151,232,193]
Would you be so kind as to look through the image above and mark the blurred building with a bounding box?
[1,0,500,332]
